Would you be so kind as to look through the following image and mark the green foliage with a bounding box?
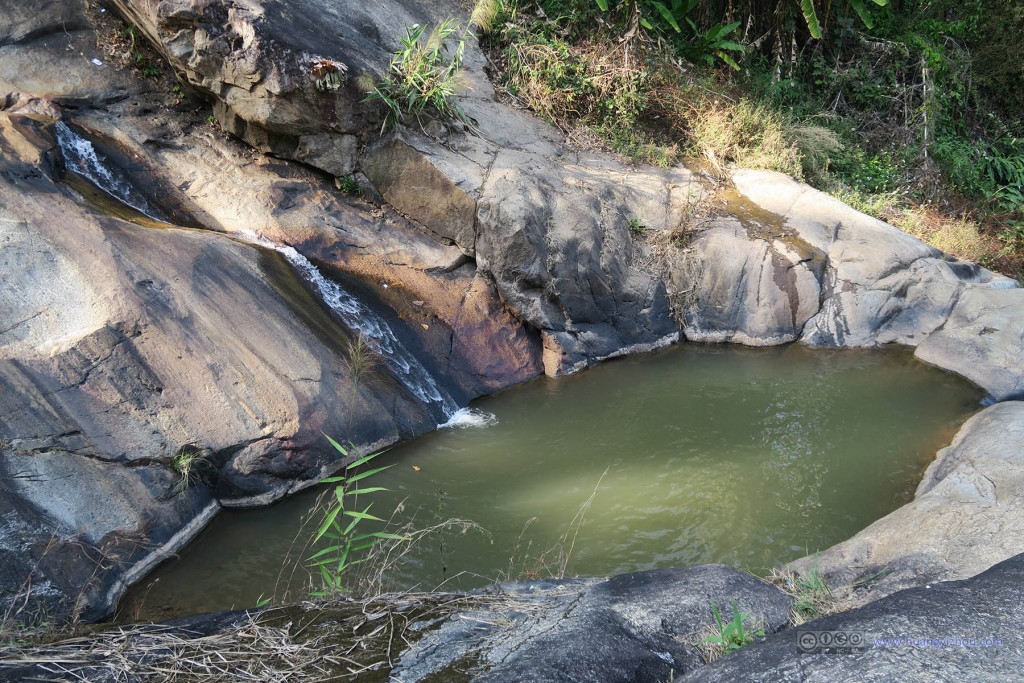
[307,437,408,596]
[703,601,764,654]
[170,445,210,493]
[830,147,902,194]
[365,19,475,132]
[488,0,1024,278]
[628,216,647,235]
[589,0,744,70]
[335,174,363,197]
[134,52,161,78]
[791,568,831,619]
[679,19,744,70]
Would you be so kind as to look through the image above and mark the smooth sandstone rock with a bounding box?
[916,288,1024,401]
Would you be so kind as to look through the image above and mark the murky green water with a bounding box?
[119,344,982,622]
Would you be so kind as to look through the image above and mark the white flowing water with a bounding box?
[238,231,478,424]
[54,122,492,427]
[54,121,161,221]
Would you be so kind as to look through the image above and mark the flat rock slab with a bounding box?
[685,551,1024,683]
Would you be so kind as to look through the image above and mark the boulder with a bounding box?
[686,551,1024,682]
[916,287,1024,401]
[395,565,791,682]
[729,169,1017,349]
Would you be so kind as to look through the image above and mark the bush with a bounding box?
[365,19,474,132]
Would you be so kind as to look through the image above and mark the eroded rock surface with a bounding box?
[3,0,1024,653]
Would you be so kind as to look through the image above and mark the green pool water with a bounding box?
[119,343,982,622]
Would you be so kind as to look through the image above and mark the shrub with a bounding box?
[307,437,408,596]
[364,20,474,132]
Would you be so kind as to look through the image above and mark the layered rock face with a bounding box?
[0,0,544,621]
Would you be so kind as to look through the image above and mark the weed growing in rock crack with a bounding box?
[628,216,647,236]
[363,1,498,134]
[701,600,763,659]
[170,445,210,493]
[335,174,363,196]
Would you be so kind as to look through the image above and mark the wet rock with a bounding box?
[685,551,1024,683]
[786,401,1024,607]
[0,148,435,619]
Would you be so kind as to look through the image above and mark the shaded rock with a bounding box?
[394,566,791,682]
[787,401,1024,607]
[0,1,142,106]
[0,567,791,682]
[475,150,691,374]
[915,287,1024,401]
[108,0,696,375]
[0,449,217,623]
[685,551,1024,683]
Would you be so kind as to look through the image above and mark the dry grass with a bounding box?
[890,205,1024,279]
[766,568,853,626]
[689,100,803,178]
[0,591,498,682]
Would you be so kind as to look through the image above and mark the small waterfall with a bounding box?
[54,120,493,429]
[54,122,161,221]
[240,232,481,425]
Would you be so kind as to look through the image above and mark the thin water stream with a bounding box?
[119,343,982,622]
